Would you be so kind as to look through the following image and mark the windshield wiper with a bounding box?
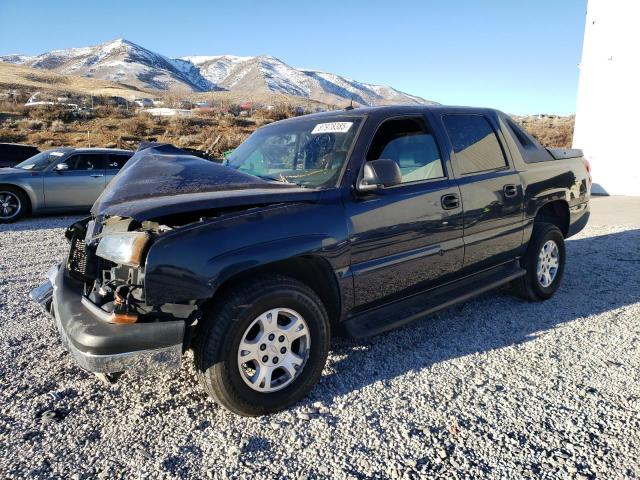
[253,174,281,182]
[253,173,311,188]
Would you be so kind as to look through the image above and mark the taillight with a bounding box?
[582,158,592,185]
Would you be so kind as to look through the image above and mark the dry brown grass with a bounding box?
[0,106,260,156]
[516,115,575,149]
[0,98,576,158]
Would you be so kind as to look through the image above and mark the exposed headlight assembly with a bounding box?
[96,232,150,267]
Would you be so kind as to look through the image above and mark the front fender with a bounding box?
[0,175,44,211]
[143,202,349,305]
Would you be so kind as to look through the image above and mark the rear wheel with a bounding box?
[513,222,565,301]
[194,274,330,416]
[0,187,28,223]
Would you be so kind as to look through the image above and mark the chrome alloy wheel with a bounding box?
[237,308,311,393]
[537,239,560,287]
[0,191,21,220]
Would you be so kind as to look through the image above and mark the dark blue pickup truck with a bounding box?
[31,105,591,416]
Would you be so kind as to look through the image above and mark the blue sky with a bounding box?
[0,0,587,115]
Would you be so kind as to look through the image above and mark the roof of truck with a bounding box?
[277,104,502,124]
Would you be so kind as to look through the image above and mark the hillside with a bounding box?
[0,97,574,164]
[1,38,434,106]
[0,62,152,100]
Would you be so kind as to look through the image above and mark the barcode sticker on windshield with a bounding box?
[311,122,353,134]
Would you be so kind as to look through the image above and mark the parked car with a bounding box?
[0,143,40,168]
[30,106,591,416]
[0,147,133,222]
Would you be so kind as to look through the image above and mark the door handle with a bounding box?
[90,174,105,178]
[503,184,518,198]
[441,193,460,210]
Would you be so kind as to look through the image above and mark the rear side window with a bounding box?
[443,114,507,174]
[108,154,132,170]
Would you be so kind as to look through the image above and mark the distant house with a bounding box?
[143,107,192,117]
[133,98,154,107]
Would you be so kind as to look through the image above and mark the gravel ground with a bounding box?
[1,213,639,479]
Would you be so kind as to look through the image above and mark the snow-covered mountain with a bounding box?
[1,39,433,106]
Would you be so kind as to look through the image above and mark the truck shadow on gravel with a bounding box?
[313,229,640,403]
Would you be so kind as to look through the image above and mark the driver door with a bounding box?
[44,153,107,209]
[347,115,464,309]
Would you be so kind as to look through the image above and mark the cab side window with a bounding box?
[63,154,104,171]
[366,117,444,184]
[443,114,507,174]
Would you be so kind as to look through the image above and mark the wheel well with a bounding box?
[210,256,342,326]
[535,200,569,237]
[0,183,32,214]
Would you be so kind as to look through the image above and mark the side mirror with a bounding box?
[54,163,69,172]
[357,159,402,192]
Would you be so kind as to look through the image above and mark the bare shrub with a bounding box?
[27,105,74,122]
[0,127,27,143]
[30,131,62,147]
[50,120,67,132]
[0,101,28,116]
[20,119,44,131]
[219,114,238,128]
[255,118,273,127]
[214,131,250,157]
[169,117,196,136]
[122,115,152,137]
[94,105,132,119]
[517,116,575,149]
[261,104,295,121]
[176,135,199,146]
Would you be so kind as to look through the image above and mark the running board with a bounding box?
[344,261,526,338]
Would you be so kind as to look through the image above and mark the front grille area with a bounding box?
[68,234,118,282]
[67,235,89,280]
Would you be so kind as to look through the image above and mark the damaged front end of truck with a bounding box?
[30,144,317,383]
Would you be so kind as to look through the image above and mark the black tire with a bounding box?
[512,222,565,301]
[0,186,29,223]
[194,274,330,416]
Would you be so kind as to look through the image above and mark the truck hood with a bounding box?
[92,144,318,221]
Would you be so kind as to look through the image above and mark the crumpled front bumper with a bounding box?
[29,264,184,377]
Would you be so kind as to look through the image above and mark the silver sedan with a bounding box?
[0,147,132,222]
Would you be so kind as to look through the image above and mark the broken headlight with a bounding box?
[96,232,150,267]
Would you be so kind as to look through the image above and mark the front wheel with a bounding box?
[0,187,28,223]
[194,274,330,416]
[512,222,566,301]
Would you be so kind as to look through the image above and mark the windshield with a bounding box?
[15,150,66,171]
[226,116,363,188]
